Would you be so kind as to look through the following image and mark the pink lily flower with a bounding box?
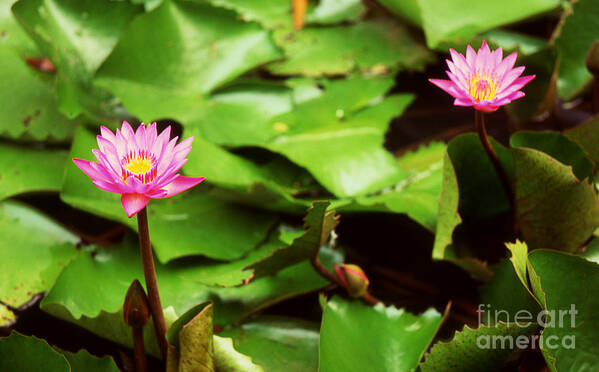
[429,40,535,112]
[73,121,205,217]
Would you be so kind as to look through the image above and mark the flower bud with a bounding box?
[334,264,370,298]
[123,279,150,328]
[586,41,599,76]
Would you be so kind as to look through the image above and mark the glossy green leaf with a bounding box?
[247,201,338,278]
[0,0,38,55]
[304,0,364,25]
[378,0,560,48]
[203,0,291,30]
[265,93,414,198]
[61,126,276,262]
[0,201,78,308]
[0,46,80,140]
[0,142,67,200]
[12,0,142,118]
[511,146,599,252]
[59,348,121,372]
[0,333,69,371]
[41,235,341,356]
[483,29,547,56]
[420,322,539,372]
[510,131,594,181]
[552,0,599,100]
[96,0,281,97]
[319,296,444,372]
[0,332,120,371]
[213,336,264,372]
[266,19,432,76]
[565,114,599,172]
[528,250,599,371]
[219,316,319,372]
[174,303,215,372]
[0,303,16,327]
[333,141,445,231]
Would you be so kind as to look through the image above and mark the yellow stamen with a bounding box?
[469,73,497,102]
[124,156,153,175]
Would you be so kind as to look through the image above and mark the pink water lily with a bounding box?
[73,121,205,217]
[429,40,535,112]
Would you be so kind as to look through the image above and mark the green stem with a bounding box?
[137,207,168,360]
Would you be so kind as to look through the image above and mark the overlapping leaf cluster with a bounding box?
[2,0,599,370]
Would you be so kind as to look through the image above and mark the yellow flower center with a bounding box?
[469,74,497,102]
[121,151,157,184]
[124,156,153,175]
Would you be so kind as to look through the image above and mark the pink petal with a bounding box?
[157,176,206,198]
[121,193,150,218]
[449,49,470,72]
[145,122,158,149]
[100,126,117,144]
[494,52,518,78]
[498,75,536,98]
[466,45,476,66]
[135,123,147,149]
[157,136,178,174]
[151,126,171,160]
[498,66,525,92]
[429,78,461,98]
[73,158,109,182]
[93,179,123,194]
[473,102,499,112]
[92,149,121,180]
[454,97,474,107]
[120,121,139,152]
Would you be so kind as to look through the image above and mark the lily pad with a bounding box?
[319,296,445,372]
[420,322,539,372]
[0,201,78,308]
[219,316,320,372]
[12,0,143,118]
[0,46,80,140]
[0,332,120,371]
[266,19,432,76]
[96,0,282,97]
[0,142,67,200]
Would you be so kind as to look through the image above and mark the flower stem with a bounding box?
[136,207,168,360]
[132,326,147,372]
[310,256,380,306]
[474,111,516,215]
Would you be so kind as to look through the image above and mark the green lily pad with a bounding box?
[0,201,78,308]
[527,250,599,371]
[61,126,276,262]
[378,0,560,48]
[12,0,143,118]
[213,336,264,372]
[0,303,16,327]
[0,332,120,371]
[304,0,364,25]
[0,142,67,200]
[333,141,445,231]
[96,0,281,97]
[510,131,594,181]
[219,316,319,372]
[0,46,80,140]
[0,0,38,56]
[203,0,292,30]
[511,146,599,252]
[552,0,599,100]
[319,296,445,372]
[420,322,539,372]
[565,114,599,172]
[266,19,432,76]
